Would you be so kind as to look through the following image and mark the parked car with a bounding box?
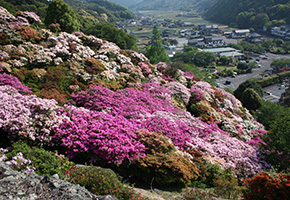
[279,85,285,90]
[262,56,268,60]
[232,75,236,78]
[225,80,231,85]
[256,58,260,62]
[216,83,221,88]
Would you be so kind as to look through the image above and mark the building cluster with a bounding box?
[271,25,290,40]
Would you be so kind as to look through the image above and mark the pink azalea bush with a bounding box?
[138,62,152,75]
[0,85,64,143]
[53,106,146,164]
[70,83,269,177]
[0,72,31,94]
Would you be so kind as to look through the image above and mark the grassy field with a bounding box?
[138,10,227,27]
[216,66,237,71]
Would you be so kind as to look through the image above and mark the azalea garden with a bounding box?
[0,4,290,200]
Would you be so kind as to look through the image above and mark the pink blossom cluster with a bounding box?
[5,152,36,174]
[53,106,146,164]
[156,62,168,72]
[0,85,64,143]
[0,148,8,162]
[0,50,9,60]
[190,88,205,103]
[22,11,43,24]
[70,83,269,176]
[165,82,191,105]
[0,73,31,94]
[16,16,30,26]
[162,74,174,82]
[138,62,152,75]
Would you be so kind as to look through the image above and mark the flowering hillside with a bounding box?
[0,6,271,193]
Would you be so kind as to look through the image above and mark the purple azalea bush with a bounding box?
[53,106,146,164]
[0,72,31,94]
[70,82,269,177]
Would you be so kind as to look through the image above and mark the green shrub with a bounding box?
[213,167,242,199]
[65,165,147,200]
[122,131,202,187]
[5,141,74,177]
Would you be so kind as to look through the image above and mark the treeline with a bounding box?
[206,0,290,29]
[129,0,216,11]
[0,0,135,23]
[0,0,137,50]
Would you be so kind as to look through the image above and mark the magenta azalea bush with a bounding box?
[53,106,146,164]
[70,83,269,177]
[0,72,31,94]
[0,72,269,178]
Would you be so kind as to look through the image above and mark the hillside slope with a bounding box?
[128,0,217,12]
[0,6,269,191]
[206,0,290,29]
[108,0,143,7]
[0,0,135,23]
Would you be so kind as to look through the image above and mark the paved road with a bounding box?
[216,53,290,102]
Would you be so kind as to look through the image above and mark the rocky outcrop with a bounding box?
[0,161,118,200]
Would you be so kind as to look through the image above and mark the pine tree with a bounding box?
[146,26,169,64]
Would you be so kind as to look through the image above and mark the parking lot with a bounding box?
[216,52,290,102]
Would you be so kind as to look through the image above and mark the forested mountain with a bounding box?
[108,0,143,7]
[0,0,135,22]
[128,0,217,12]
[206,0,290,29]
[64,0,136,22]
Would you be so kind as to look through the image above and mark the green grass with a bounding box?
[216,66,237,71]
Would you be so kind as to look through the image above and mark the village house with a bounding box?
[271,25,290,39]
[188,38,206,48]
[179,29,198,37]
[245,32,263,43]
[231,29,250,38]
[162,30,172,37]
[201,47,244,60]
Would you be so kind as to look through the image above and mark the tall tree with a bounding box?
[45,0,80,33]
[146,26,169,64]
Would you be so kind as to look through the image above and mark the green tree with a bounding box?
[279,87,290,107]
[193,51,216,67]
[241,88,262,110]
[85,23,137,50]
[219,56,231,65]
[254,100,289,130]
[146,26,169,64]
[262,113,290,171]
[237,62,248,70]
[234,79,264,100]
[271,58,290,71]
[45,0,80,33]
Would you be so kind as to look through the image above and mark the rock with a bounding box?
[0,161,118,200]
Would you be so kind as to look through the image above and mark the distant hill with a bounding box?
[128,0,217,12]
[108,0,143,7]
[64,0,136,22]
[205,0,290,29]
[0,0,135,23]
